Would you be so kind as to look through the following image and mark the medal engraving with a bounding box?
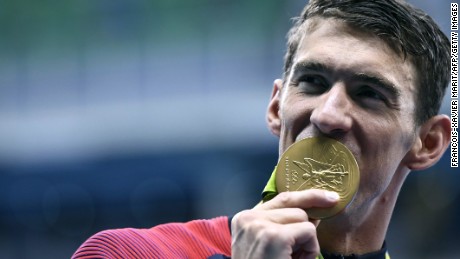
[276,137,359,219]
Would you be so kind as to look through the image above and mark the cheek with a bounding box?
[357,121,414,197]
[279,97,312,142]
[277,96,312,155]
[278,109,297,154]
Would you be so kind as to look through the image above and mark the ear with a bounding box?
[266,79,283,137]
[404,115,451,170]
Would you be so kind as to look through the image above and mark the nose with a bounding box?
[310,84,352,136]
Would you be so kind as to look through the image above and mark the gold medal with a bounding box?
[275,137,359,219]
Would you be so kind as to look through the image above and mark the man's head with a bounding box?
[284,0,450,126]
[265,0,451,224]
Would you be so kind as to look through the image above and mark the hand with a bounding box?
[231,189,339,259]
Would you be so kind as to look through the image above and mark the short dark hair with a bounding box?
[284,0,450,125]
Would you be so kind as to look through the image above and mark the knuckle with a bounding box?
[235,209,255,222]
[275,191,292,206]
[311,188,327,199]
[232,210,252,227]
[291,208,309,221]
[247,219,267,233]
[303,221,317,236]
[257,226,280,242]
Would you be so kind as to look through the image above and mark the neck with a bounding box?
[316,168,409,255]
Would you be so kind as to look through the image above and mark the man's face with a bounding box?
[272,18,419,215]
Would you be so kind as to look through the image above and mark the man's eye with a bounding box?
[356,87,386,102]
[297,75,328,94]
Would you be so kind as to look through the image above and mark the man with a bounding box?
[73,0,451,258]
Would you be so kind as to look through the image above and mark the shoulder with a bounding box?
[72,216,231,259]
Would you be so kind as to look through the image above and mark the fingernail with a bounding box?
[325,191,339,201]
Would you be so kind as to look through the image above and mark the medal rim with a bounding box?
[275,137,360,219]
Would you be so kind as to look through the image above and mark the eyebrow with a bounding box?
[351,73,401,99]
[291,61,401,99]
[291,61,330,77]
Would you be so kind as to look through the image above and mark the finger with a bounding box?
[232,207,309,230]
[254,202,325,228]
[257,189,340,211]
[261,208,309,224]
[280,222,320,258]
[247,221,318,259]
[309,218,321,227]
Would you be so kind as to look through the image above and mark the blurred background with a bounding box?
[0,0,458,258]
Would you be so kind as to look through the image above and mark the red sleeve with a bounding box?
[72,216,231,259]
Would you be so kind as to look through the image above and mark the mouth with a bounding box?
[294,134,359,162]
[276,136,360,219]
